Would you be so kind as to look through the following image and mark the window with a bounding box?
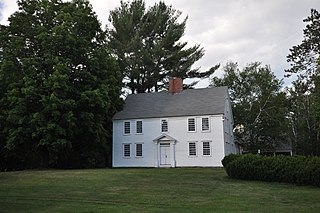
[123,144,131,157]
[136,143,143,157]
[189,142,197,156]
[161,119,168,132]
[202,117,209,131]
[188,118,196,132]
[124,121,130,134]
[136,120,142,134]
[202,141,211,156]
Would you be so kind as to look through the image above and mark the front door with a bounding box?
[160,143,171,165]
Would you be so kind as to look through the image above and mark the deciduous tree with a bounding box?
[211,62,288,153]
[0,0,122,170]
[285,9,320,156]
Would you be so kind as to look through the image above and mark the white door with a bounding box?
[160,143,171,165]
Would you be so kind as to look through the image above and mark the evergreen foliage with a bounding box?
[285,9,320,156]
[222,154,320,187]
[107,0,219,93]
[286,9,320,79]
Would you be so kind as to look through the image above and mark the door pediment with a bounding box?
[153,134,177,144]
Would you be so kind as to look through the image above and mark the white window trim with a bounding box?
[202,141,212,157]
[123,143,131,158]
[188,141,198,157]
[135,120,143,134]
[135,142,143,158]
[161,118,169,133]
[123,121,131,135]
[201,117,210,132]
[188,117,197,132]
[134,142,143,158]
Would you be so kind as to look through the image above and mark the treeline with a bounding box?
[0,0,216,170]
[0,0,123,170]
[211,9,320,156]
[0,0,319,170]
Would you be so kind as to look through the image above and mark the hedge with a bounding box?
[222,154,320,187]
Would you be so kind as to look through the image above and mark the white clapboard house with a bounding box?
[112,78,238,167]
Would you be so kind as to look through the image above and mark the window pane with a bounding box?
[161,119,168,132]
[124,121,130,134]
[124,144,130,157]
[203,141,211,155]
[136,121,142,134]
[188,118,195,131]
[202,117,209,131]
[136,144,142,157]
[189,142,196,156]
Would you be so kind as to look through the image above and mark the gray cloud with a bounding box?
[166,0,320,86]
[1,0,320,87]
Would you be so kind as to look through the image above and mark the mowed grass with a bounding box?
[0,168,320,213]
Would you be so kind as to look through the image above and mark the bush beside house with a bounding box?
[222,154,320,187]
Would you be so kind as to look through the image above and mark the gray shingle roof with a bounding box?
[113,86,229,120]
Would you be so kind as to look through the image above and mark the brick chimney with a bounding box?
[169,77,183,93]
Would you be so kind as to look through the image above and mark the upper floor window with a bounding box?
[124,121,130,134]
[188,142,197,156]
[123,144,131,157]
[136,120,143,134]
[202,141,211,156]
[202,117,210,131]
[188,118,196,132]
[161,119,168,132]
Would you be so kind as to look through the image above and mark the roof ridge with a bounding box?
[127,86,228,96]
[114,86,229,120]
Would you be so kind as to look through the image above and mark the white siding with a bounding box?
[113,115,227,167]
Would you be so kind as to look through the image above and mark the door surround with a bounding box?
[153,134,177,167]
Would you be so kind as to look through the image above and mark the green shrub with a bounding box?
[221,154,239,167]
[222,154,320,187]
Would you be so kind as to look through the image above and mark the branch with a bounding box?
[253,92,272,124]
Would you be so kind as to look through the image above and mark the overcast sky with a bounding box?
[1,0,319,87]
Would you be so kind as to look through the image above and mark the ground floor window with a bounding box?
[202,141,211,156]
[136,143,143,157]
[123,144,131,157]
[188,142,197,156]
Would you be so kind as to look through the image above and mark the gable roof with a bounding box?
[113,86,229,120]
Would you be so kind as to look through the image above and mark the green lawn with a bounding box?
[0,168,319,213]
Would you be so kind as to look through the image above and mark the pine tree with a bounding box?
[108,0,218,93]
